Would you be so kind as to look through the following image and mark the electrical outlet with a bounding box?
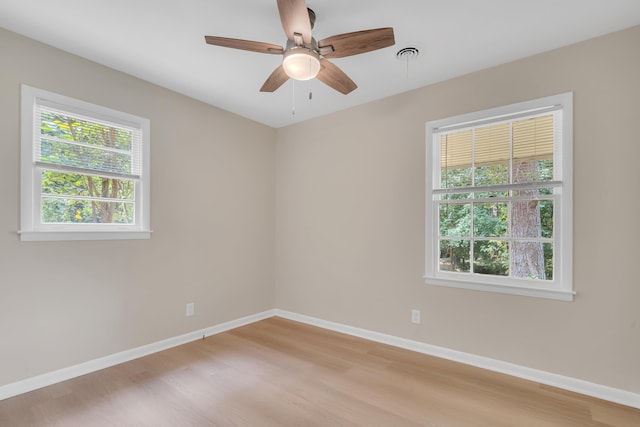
[411,309,421,324]
[186,302,195,317]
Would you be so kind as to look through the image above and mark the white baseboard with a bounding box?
[274,309,640,409]
[0,310,276,401]
[2,308,638,410]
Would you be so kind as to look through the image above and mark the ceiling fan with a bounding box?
[204,0,395,94]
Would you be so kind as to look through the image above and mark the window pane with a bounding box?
[512,115,554,183]
[42,198,134,224]
[440,131,472,188]
[441,167,472,188]
[513,159,547,184]
[41,110,133,150]
[473,240,509,276]
[439,240,470,273]
[511,241,547,280]
[539,200,553,238]
[511,199,544,238]
[41,171,134,200]
[543,243,553,280]
[473,203,507,237]
[537,159,553,182]
[475,164,509,188]
[440,203,471,237]
[475,122,510,168]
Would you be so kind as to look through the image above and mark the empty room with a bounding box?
[1,0,639,425]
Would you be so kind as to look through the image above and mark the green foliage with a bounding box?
[42,199,133,224]
[475,164,508,187]
[440,203,471,237]
[543,243,553,280]
[473,202,507,237]
[473,240,509,276]
[439,240,470,272]
[439,162,554,281]
[441,166,472,189]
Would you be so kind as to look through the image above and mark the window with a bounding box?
[425,93,573,300]
[20,85,151,241]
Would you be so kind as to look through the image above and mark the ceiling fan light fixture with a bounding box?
[282,47,321,81]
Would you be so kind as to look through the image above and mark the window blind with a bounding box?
[439,113,555,171]
[34,103,142,180]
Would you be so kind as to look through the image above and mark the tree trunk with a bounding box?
[86,176,99,222]
[511,161,545,279]
[99,128,118,223]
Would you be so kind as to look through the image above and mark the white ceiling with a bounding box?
[2,0,639,128]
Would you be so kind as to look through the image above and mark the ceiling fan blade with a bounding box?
[277,0,312,44]
[318,28,395,59]
[316,59,357,95]
[205,36,284,54]
[260,65,289,92]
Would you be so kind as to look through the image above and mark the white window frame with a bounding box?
[425,93,573,301]
[20,85,151,241]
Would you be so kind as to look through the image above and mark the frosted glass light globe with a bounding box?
[283,48,321,81]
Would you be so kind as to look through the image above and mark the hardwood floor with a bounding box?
[1,317,638,426]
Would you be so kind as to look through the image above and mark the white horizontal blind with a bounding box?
[34,103,142,180]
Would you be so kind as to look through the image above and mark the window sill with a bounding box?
[19,230,152,242]
[424,276,574,301]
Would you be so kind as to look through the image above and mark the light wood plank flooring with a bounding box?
[1,317,638,426]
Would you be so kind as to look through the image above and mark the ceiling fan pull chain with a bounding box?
[308,56,314,100]
[291,80,296,115]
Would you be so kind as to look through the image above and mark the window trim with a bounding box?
[425,93,573,301]
[20,85,151,241]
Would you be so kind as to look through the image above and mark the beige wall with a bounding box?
[0,28,276,386]
[2,24,639,396]
[275,26,640,393]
